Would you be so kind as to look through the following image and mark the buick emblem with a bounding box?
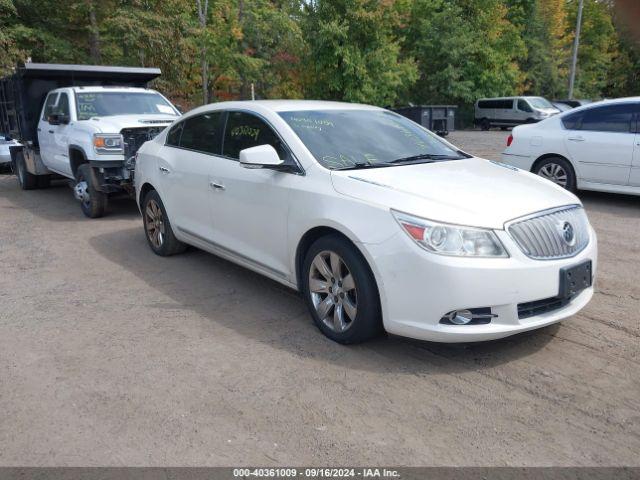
[561,221,576,246]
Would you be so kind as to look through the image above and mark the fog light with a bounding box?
[440,308,497,325]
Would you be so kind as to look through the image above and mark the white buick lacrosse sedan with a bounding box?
[135,101,597,344]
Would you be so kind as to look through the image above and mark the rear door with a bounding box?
[157,112,224,241]
[563,103,636,185]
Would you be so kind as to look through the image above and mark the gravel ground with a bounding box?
[0,131,638,466]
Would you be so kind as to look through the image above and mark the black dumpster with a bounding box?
[392,105,458,136]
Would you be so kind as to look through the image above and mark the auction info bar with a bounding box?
[0,468,638,480]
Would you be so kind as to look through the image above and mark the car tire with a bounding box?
[142,189,186,256]
[302,234,382,344]
[480,118,491,131]
[76,164,107,218]
[534,156,576,192]
[14,151,38,190]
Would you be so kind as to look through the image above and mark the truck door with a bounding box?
[49,92,73,176]
[38,92,58,168]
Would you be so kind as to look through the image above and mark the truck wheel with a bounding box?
[142,190,186,256]
[14,151,38,190]
[480,118,491,131]
[76,164,107,218]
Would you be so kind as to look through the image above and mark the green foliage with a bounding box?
[404,0,526,104]
[301,0,417,106]
[0,0,637,106]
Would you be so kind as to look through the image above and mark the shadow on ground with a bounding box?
[89,226,560,375]
[0,174,139,222]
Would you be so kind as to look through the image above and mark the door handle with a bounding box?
[159,166,170,174]
[568,136,585,142]
[48,130,54,134]
[209,181,225,191]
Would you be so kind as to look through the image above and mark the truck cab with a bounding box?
[0,63,181,218]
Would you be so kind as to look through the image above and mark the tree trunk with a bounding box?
[87,0,101,63]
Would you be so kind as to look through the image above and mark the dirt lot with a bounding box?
[0,130,638,466]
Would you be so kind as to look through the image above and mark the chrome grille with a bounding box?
[508,206,590,260]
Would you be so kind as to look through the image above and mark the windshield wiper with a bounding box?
[389,153,465,164]
[334,162,394,171]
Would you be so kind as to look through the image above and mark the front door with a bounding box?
[629,130,640,187]
[563,103,636,186]
[207,111,294,278]
[37,92,58,170]
[50,92,73,176]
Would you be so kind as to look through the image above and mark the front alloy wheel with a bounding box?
[302,234,382,344]
[308,250,358,333]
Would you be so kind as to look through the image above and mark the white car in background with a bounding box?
[0,133,20,164]
[135,100,596,344]
[502,97,640,195]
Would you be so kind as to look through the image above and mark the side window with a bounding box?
[42,93,58,121]
[166,122,183,147]
[478,100,489,109]
[223,111,287,160]
[179,112,224,154]
[517,99,532,112]
[562,111,583,130]
[580,104,635,133]
[501,99,514,109]
[55,93,70,117]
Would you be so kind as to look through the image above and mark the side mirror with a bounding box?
[239,144,284,170]
[59,114,70,124]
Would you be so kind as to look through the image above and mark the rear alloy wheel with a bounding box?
[534,157,576,192]
[142,190,186,256]
[303,235,382,344]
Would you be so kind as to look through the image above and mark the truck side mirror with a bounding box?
[48,114,61,125]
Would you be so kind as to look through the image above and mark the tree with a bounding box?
[404,0,525,104]
[301,0,417,106]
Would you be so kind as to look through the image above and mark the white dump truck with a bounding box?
[0,63,180,217]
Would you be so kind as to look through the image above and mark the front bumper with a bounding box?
[363,226,597,343]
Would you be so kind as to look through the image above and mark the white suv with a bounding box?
[135,100,597,344]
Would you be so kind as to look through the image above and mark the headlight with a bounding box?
[392,211,508,258]
[93,134,124,154]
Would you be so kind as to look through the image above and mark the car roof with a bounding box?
[556,96,640,116]
[189,100,384,115]
[54,86,158,94]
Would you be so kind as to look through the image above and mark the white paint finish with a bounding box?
[502,97,640,195]
[135,100,598,343]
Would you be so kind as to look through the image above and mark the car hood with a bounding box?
[330,158,580,229]
[87,114,178,133]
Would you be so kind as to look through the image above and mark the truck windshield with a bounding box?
[279,109,465,170]
[75,92,178,120]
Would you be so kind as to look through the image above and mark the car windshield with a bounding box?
[279,109,465,170]
[528,97,555,109]
[75,92,178,120]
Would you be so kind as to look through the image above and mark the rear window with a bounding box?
[562,103,637,133]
